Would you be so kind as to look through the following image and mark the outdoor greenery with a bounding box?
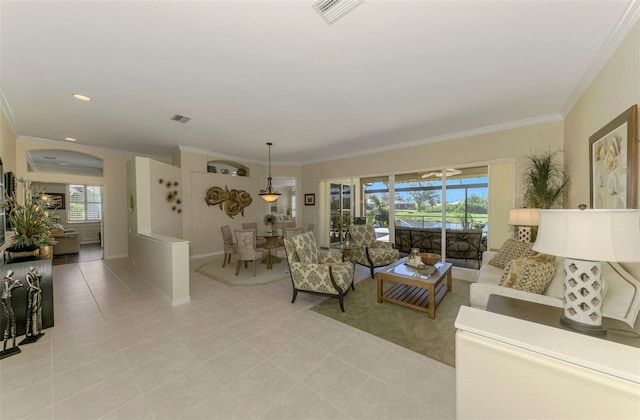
[523,149,570,209]
[365,196,488,229]
[3,178,61,250]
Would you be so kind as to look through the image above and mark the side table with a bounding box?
[486,294,639,348]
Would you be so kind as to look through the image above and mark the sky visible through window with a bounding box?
[366,176,488,204]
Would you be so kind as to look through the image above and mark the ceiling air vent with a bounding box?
[171,114,191,124]
[313,0,362,25]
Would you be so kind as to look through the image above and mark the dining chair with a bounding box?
[220,225,237,267]
[234,229,264,276]
[277,227,304,260]
[241,222,266,248]
[306,223,315,234]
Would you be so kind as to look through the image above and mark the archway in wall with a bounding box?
[27,149,105,263]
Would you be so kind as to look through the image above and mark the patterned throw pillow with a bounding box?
[488,239,534,269]
[290,231,319,264]
[499,253,557,294]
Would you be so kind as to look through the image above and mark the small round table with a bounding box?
[332,242,362,262]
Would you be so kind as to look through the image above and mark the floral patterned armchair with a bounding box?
[283,231,354,312]
[348,224,400,278]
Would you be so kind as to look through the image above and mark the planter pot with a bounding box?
[5,245,41,262]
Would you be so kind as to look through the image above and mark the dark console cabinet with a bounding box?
[0,257,54,337]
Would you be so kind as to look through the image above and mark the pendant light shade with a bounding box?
[259,142,281,202]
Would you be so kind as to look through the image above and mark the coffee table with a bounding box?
[376,258,452,319]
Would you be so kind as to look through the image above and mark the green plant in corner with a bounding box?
[523,149,570,209]
[3,178,61,251]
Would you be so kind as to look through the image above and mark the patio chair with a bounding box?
[348,224,400,279]
[234,229,264,276]
[284,231,354,312]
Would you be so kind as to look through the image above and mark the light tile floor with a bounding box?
[0,257,456,419]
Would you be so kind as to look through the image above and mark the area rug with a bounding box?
[196,258,290,287]
[311,276,471,367]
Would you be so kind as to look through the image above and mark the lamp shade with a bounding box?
[533,209,640,262]
[508,208,539,226]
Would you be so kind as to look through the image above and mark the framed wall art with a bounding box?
[589,104,637,209]
[304,194,315,206]
[43,193,65,209]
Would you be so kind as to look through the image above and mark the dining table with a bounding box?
[257,229,283,269]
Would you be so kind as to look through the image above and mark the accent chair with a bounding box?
[284,231,354,312]
[348,223,400,278]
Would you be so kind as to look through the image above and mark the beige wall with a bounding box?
[0,113,17,174]
[173,148,303,258]
[564,20,640,277]
[565,21,639,208]
[301,120,564,247]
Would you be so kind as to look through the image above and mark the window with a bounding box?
[68,184,102,222]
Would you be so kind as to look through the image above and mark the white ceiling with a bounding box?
[1,1,637,165]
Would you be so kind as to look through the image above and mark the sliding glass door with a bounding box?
[329,183,352,244]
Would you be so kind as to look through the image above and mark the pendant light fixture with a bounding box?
[259,142,281,202]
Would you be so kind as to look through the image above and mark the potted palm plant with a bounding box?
[3,178,60,259]
[523,149,570,209]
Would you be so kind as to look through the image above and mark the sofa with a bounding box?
[52,226,80,256]
[395,226,485,266]
[470,241,640,328]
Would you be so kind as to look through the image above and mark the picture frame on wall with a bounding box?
[304,194,315,206]
[43,193,65,210]
[589,104,638,209]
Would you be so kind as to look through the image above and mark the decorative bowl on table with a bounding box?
[420,253,441,266]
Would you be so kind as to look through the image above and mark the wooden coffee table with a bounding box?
[376,258,452,319]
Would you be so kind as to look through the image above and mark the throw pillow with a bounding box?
[291,231,319,264]
[499,253,557,294]
[488,239,534,269]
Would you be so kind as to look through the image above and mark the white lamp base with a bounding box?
[516,226,532,243]
[561,258,606,335]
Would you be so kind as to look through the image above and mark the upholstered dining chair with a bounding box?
[348,224,400,278]
[220,225,237,267]
[242,222,267,248]
[284,231,354,312]
[234,229,265,276]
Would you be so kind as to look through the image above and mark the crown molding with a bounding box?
[176,144,303,166]
[0,84,18,135]
[16,135,151,158]
[560,0,640,116]
[304,113,563,165]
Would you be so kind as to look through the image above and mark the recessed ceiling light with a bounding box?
[64,137,77,142]
[59,163,69,166]
[72,94,91,101]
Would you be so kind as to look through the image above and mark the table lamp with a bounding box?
[533,207,640,335]
[508,208,539,243]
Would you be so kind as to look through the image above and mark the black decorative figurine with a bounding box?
[20,267,44,345]
[1,270,23,359]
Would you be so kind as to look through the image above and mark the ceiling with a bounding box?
[1,1,637,165]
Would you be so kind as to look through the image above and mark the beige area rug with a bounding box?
[311,275,471,367]
[196,257,290,287]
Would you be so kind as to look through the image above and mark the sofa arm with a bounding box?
[470,283,563,310]
[481,250,497,266]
